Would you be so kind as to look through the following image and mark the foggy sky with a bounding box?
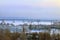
[0,0,60,20]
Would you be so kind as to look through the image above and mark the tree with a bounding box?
[29,24,33,30]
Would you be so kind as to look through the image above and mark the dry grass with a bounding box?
[0,29,60,40]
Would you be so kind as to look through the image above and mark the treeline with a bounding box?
[0,29,60,40]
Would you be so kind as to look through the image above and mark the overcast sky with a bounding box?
[0,0,60,20]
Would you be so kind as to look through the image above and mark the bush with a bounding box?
[39,32,51,40]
